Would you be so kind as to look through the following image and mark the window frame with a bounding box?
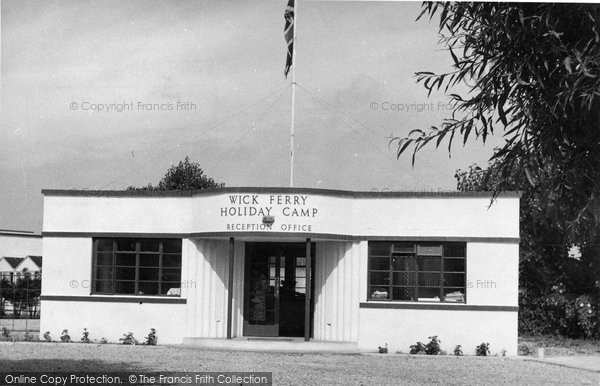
[367,241,466,303]
[91,238,182,297]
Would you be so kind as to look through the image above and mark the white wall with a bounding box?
[42,237,92,295]
[39,300,186,344]
[358,308,518,356]
[0,234,41,258]
[313,241,361,342]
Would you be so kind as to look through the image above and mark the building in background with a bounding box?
[40,188,520,354]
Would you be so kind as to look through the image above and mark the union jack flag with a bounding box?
[284,0,295,78]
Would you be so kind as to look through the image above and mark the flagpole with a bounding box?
[289,0,297,188]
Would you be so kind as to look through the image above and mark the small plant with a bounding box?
[500,349,507,357]
[378,343,388,353]
[43,331,52,342]
[144,328,158,346]
[453,345,463,356]
[476,342,490,356]
[409,341,427,355]
[60,329,71,343]
[119,332,138,345]
[80,328,91,343]
[99,337,109,344]
[425,335,442,355]
[1,327,11,341]
[23,330,33,342]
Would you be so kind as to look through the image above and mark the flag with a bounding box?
[284,0,295,78]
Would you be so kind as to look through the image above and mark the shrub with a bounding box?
[43,331,52,342]
[60,329,71,343]
[409,341,427,355]
[99,337,109,344]
[1,327,11,341]
[476,342,490,356]
[80,328,91,343]
[453,345,463,356]
[144,328,158,346]
[119,332,138,345]
[425,336,442,355]
[23,330,33,342]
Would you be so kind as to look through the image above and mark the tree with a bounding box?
[394,3,600,244]
[127,156,224,191]
[456,158,600,337]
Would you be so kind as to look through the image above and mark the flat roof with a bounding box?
[0,230,42,238]
[41,187,521,198]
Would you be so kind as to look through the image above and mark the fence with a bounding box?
[0,271,41,321]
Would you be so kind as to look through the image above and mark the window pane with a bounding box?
[417,245,442,256]
[444,258,465,272]
[417,287,441,301]
[162,254,181,268]
[139,268,159,281]
[95,267,113,280]
[444,243,466,258]
[369,271,390,285]
[115,281,135,294]
[162,239,182,253]
[392,287,414,301]
[369,286,390,299]
[296,257,306,267]
[138,282,159,295]
[417,256,441,272]
[95,252,113,266]
[295,267,306,278]
[115,267,135,280]
[94,280,113,293]
[369,242,390,256]
[369,256,389,271]
[140,239,160,252]
[418,272,441,287]
[115,253,136,266]
[116,239,137,252]
[392,243,414,254]
[393,271,415,286]
[96,239,113,252]
[391,255,414,271]
[444,288,465,302]
[444,273,465,287]
[162,268,181,282]
[140,253,160,267]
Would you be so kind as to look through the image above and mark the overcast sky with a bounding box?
[1,0,502,232]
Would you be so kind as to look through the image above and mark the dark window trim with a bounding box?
[40,295,186,304]
[367,241,466,303]
[360,303,517,312]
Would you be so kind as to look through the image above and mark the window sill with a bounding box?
[360,302,518,312]
[40,295,186,304]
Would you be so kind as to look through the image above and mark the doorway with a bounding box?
[243,242,314,337]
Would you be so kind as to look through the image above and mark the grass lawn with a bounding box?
[519,336,600,356]
[1,343,599,385]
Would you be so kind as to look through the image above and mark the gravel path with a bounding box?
[0,343,598,385]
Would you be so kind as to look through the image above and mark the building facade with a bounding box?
[40,188,520,354]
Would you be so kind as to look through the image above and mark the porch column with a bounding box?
[227,237,234,339]
[305,238,312,341]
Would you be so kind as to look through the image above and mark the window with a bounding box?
[92,238,182,296]
[368,241,466,302]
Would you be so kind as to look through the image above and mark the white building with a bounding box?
[40,188,520,354]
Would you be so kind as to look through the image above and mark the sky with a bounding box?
[1,0,503,232]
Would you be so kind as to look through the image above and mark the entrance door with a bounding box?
[243,242,313,337]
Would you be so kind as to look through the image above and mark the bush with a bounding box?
[60,329,71,343]
[80,328,91,343]
[476,342,490,356]
[409,341,427,355]
[425,336,442,355]
[144,328,158,346]
[453,345,463,356]
[119,332,138,345]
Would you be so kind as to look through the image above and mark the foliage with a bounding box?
[80,328,91,343]
[119,332,138,345]
[60,329,71,343]
[453,345,463,356]
[43,331,52,342]
[99,337,109,344]
[127,156,224,191]
[144,328,158,346]
[455,160,600,338]
[23,330,33,342]
[409,341,427,355]
[475,342,490,356]
[425,335,442,355]
[394,2,600,243]
[1,327,11,341]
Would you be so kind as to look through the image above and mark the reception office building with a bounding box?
[40,187,520,354]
